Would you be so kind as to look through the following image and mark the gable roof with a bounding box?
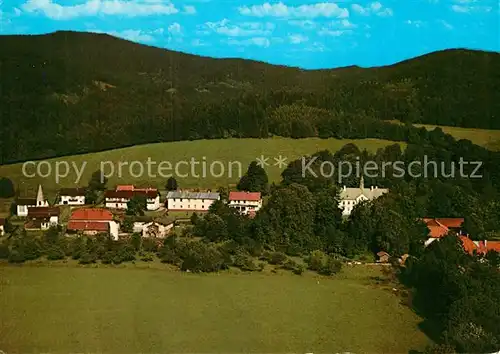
[459,236,477,254]
[105,189,158,199]
[435,218,464,229]
[70,208,113,221]
[477,241,500,254]
[60,188,86,196]
[16,197,37,206]
[116,185,135,191]
[339,186,388,201]
[423,218,452,238]
[28,207,60,218]
[166,191,220,200]
[229,191,262,201]
[67,221,109,232]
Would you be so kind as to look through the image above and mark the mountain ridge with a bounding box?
[0,31,499,164]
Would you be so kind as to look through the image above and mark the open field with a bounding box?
[0,264,430,353]
[387,120,500,151]
[414,123,500,151]
[0,137,401,199]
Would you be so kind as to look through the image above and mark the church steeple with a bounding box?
[36,185,45,206]
[359,175,364,189]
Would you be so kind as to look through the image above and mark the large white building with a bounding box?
[339,177,388,216]
[59,188,86,205]
[16,185,49,217]
[228,191,262,216]
[105,185,160,211]
[165,191,220,212]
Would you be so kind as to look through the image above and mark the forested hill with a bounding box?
[0,30,499,164]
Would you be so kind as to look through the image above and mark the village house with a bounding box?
[133,221,174,238]
[25,207,60,230]
[228,191,262,216]
[59,188,86,205]
[67,208,119,240]
[104,185,160,211]
[165,191,220,212]
[16,185,49,217]
[0,218,5,236]
[423,218,464,246]
[339,177,389,216]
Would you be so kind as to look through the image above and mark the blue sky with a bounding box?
[0,0,498,69]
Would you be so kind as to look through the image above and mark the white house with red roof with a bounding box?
[66,208,119,240]
[228,191,262,216]
[104,185,160,211]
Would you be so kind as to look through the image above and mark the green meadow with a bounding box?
[0,264,430,353]
[0,137,401,199]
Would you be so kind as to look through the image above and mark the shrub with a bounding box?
[79,250,97,264]
[293,265,305,275]
[8,249,25,263]
[307,250,327,271]
[46,246,65,260]
[268,251,287,265]
[319,256,343,275]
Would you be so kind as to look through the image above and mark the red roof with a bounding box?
[435,218,464,229]
[116,185,135,191]
[460,236,477,254]
[477,241,500,254]
[70,208,113,221]
[27,207,60,217]
[423,218,460,238]
[0,218,5,226]
[229,191,262,201]
[67,221,109,232]
[105,189,158,199]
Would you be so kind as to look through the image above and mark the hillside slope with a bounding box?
[0,31,499,164]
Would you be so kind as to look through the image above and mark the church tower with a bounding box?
[359,175,365,189]
[36,185,48,206]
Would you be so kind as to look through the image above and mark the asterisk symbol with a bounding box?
[256,155,269,168]
[274,155,288,169]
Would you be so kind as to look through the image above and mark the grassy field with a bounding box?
[0,264,430,353]
[0,137,401,199]
[387,120,500,151]
[414,123,500,151]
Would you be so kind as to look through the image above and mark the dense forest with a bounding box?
[0,31,499,164]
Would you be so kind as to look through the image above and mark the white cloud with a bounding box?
[92,29,155,42]
[438,19,453,29]
[451,4,469,12]
[203,19,275,37]
[304,41,329,52]
[288,20,317,29]
[289,34,308,44]
[226,37,271,47]
[318,28,349,36]
[239,2,349,19]
[191,38,208,46]
[405,20,424,27]
[450,0,492,13]
[168,22,181,34]
[21,0,179,19]
[183,5,196,14]
[351,2,393,16]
